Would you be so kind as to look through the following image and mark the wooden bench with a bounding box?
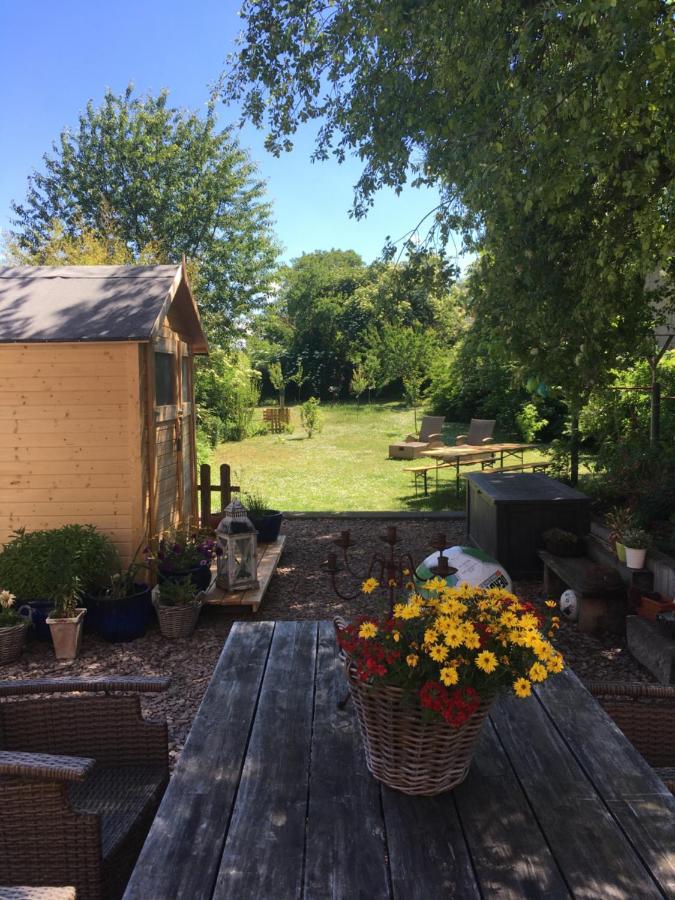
[471,460,551,475]
[539,549,626,633]
[203,537,286,612]
[403,462,452,495]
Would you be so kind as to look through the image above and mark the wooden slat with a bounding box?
[0,391,129,406]
[536,672,675,896]
[214,621,317,900]
[0,363,122,378]
[123,621,275,900]
[4,501,131,517]
[6,419,126,435]
[0,488,128,502]
[0,405,127,421]
[204,537,285,610]
[491,689,664,898]
[1,446,128,461]
[0,460,132,475]
[2,474,132,489]
[454,717,570,898]
[381,785,480,899]
[304,621,390,899]
[0,433,127,448]
[0,376,122,392]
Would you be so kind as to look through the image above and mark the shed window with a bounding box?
[181,357,190,403]
[155,352,175,406]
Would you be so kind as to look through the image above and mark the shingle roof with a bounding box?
[0,265,183,343]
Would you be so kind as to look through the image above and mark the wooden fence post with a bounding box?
[200,464,211,526]
[220,463,233,511]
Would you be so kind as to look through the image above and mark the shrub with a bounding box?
[0,525,119,600]
[195,349,261,446]
[301,397,322,438]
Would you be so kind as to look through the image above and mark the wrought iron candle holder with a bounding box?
[325,527,457,617]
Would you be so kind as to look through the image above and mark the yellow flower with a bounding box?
[475,651,498,674]
[529,662,548,683]
[425,577,447,592]
[545,599,557,608]
[396,602,422,620]
[393,631,401,643]
[519,613,540,629]
[513,678,532,698]
[462,630,481,650]
[424,628,439,645]
[361,578,379,594]
[358,622,378,639]
[406,653,419,668]
[429,644,449,662]
[499,610,518,627]
[440,666,459,686]
[546,653,564,674]
[444,625,464,648]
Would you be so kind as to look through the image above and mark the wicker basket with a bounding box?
[0,620,30,665]
[345,662,493,796]
[153,596,202,639]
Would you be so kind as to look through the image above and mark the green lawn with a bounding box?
[209,402,549,513]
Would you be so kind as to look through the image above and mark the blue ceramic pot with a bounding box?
[96,585,152,643]
[158,564,212,592]
[23,600,55,641]
[250,511,283,544]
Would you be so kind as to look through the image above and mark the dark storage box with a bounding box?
[466,472,591,576]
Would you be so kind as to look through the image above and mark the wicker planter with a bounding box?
[345,663,493,796]
[153,595,203,639]
[46,608,86,660]
[0,608,31,665]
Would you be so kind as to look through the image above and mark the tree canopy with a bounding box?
[10,86,280,341]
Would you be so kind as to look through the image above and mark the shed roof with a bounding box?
[0,264,208,352]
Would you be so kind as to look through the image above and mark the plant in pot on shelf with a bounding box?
[0,589,32,665]
[147,525,218,592]
[94,559,152,644]
[541,528,583,557]
[335,580,564,796]
[243,489,283,544]
[605,506,635,563]
[46,578,86,660]
[152,576,203,639]
[0,525,118,639]
[622,528,651,570]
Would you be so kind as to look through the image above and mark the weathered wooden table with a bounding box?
[124,621,675,900]
[421,442,537,493]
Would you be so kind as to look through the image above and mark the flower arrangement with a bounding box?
[0,589,23,627]
[337,579,563,727]
[146,526,220,574]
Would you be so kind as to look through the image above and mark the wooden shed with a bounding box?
[0,263,208,563]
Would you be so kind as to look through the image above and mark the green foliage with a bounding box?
[0,525,119,600]
[622,528,651,550]
[350,364,369,404]
[10,86,279,341]
[516,403,549,444]
[300,397,322,438]
[158,576,198,607]
[268,361,286,407]
[589,443,675,526]
[195,349,261,445]
[242,489,271,517]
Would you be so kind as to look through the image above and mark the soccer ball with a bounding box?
[559,589,578,621]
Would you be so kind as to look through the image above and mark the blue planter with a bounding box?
[158,564,212,592]
[96,585,152,643]
[250,511,283,544]
[23,600,55,641]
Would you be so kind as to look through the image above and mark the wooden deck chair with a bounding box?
[389,416,445,460]
[456,418,495,446]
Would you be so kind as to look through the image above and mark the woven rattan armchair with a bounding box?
[0,677,170,900]
[587,681,675,794]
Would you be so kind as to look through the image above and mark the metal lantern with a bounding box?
[216,500,259,591]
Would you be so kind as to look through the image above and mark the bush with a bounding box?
[0,525,119,600]
[195,349,261,446]
[588,442,675,526]
[300,397,322,437]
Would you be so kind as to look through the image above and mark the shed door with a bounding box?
[152,342,195,533]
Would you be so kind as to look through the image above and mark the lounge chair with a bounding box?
[0,676,170,900]
[455,418,495,446]
[389,416,445,460]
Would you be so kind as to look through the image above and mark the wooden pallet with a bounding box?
[203,536,286,612]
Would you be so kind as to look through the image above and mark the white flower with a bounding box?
[0,589,16,609]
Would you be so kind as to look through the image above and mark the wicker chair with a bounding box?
[0,677,170,900]
[587,681,675,794]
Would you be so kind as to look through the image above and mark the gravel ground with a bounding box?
[2,515,655,766]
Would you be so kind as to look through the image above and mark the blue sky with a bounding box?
[0,0,457,266]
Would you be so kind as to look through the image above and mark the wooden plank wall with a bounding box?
[0,342,138,561]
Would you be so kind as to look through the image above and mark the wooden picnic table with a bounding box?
[124,621,675,900]
[421,442,538,492]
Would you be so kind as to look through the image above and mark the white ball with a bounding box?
[559,589,578,621]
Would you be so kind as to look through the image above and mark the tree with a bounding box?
[268,361,287,408]
[11,86,279,341]
[349,364,368,407]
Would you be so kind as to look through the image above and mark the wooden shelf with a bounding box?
[203,536,286,613]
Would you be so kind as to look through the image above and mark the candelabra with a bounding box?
[325,526,457,616]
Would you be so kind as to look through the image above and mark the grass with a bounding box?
[208,402,550,513]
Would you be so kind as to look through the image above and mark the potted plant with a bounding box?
[0,589,32,665]
[541,528,583,557]
[622,528,650,570]
[336,581,564,795]
[605,507,634,563]
[152,576,203,639]
[46,578,87,660]
[146,526,218,592]
[0,525,118,639]
[243,489,283,544]
[94,560,152,643]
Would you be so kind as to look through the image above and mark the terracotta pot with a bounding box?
[46,608,86,660]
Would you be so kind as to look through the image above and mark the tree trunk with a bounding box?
[279,386,285,409]
[569,403,580,487]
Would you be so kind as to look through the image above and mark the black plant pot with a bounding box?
[158,564,213,592]
[250,511,283,544]
[96,585,152,643]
